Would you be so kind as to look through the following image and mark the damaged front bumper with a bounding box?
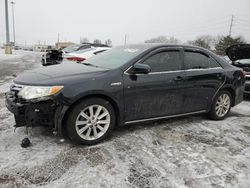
[5,90,56,127]
[5,89,68,137]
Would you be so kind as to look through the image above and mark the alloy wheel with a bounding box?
[215,94,231,117]
[75,105,111,140]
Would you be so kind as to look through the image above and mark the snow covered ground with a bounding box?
[0,51,250,188]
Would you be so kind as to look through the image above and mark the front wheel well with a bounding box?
[62,94,120,130]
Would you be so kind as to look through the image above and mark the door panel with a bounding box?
[123,48,186,122]
[182,68,225,112]
[123,72,186,121]
[182,49,226,113]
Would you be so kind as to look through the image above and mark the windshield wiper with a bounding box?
[81,62,99,68]
[81,62,111,70]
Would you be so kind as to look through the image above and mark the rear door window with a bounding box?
[184,51,220,69]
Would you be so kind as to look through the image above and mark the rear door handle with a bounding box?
[174,76,184,81]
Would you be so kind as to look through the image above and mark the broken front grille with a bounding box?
[9,84,26,103]
[10,84,23,95]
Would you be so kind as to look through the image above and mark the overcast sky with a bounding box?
[0,0,250,46]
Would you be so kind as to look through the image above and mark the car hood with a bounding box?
[226,44,250,61]
[14,62,109,85]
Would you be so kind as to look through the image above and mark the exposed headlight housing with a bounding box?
[17,85,64,100]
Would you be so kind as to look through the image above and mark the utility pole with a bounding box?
[57,33,60,49]
[11,1,16,45]
[5,0,12,54]
[5,0,10,44]
[124,34,127,46]
[229,15,234,37]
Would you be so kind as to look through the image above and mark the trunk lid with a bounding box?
[226,44,250,61]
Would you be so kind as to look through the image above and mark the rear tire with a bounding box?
[66,98,116,145]
[208,90,232,120]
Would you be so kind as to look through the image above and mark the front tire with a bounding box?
[208,90,232,120]
[66,98,116,145]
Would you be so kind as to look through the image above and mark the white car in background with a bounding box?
[63,47,111,62]
[62,43,109,54]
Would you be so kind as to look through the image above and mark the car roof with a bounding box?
[118,43,209,51]
[80,43,110,47]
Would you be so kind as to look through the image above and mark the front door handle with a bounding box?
[174,76,184,81]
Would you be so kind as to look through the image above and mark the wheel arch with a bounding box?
[220,86,236,106]
[61,93,122,131]
[207,85,235,120]
[208,85,236,112]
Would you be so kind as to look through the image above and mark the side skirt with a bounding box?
[124,110,206,124]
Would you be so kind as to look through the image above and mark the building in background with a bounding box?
[55,42,74,49]
[33,44,55,52]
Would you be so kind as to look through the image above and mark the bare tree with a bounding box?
[80,37,89,43]
[93,39,102,44]
[188,35,216,50]
[145,36,180,44]
[105,39,112,46]
[168,36,180,44]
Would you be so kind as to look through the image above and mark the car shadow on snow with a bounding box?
[112,114,206,139]
[20,111,241,145]
[12,107,247,147]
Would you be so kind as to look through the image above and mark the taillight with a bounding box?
[66,57,86,62]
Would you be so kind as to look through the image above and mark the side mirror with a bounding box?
[131,64,151,74]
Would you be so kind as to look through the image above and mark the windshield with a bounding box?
[63,44,82,53]
[235,59,250,65]
[82,46,146,69]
